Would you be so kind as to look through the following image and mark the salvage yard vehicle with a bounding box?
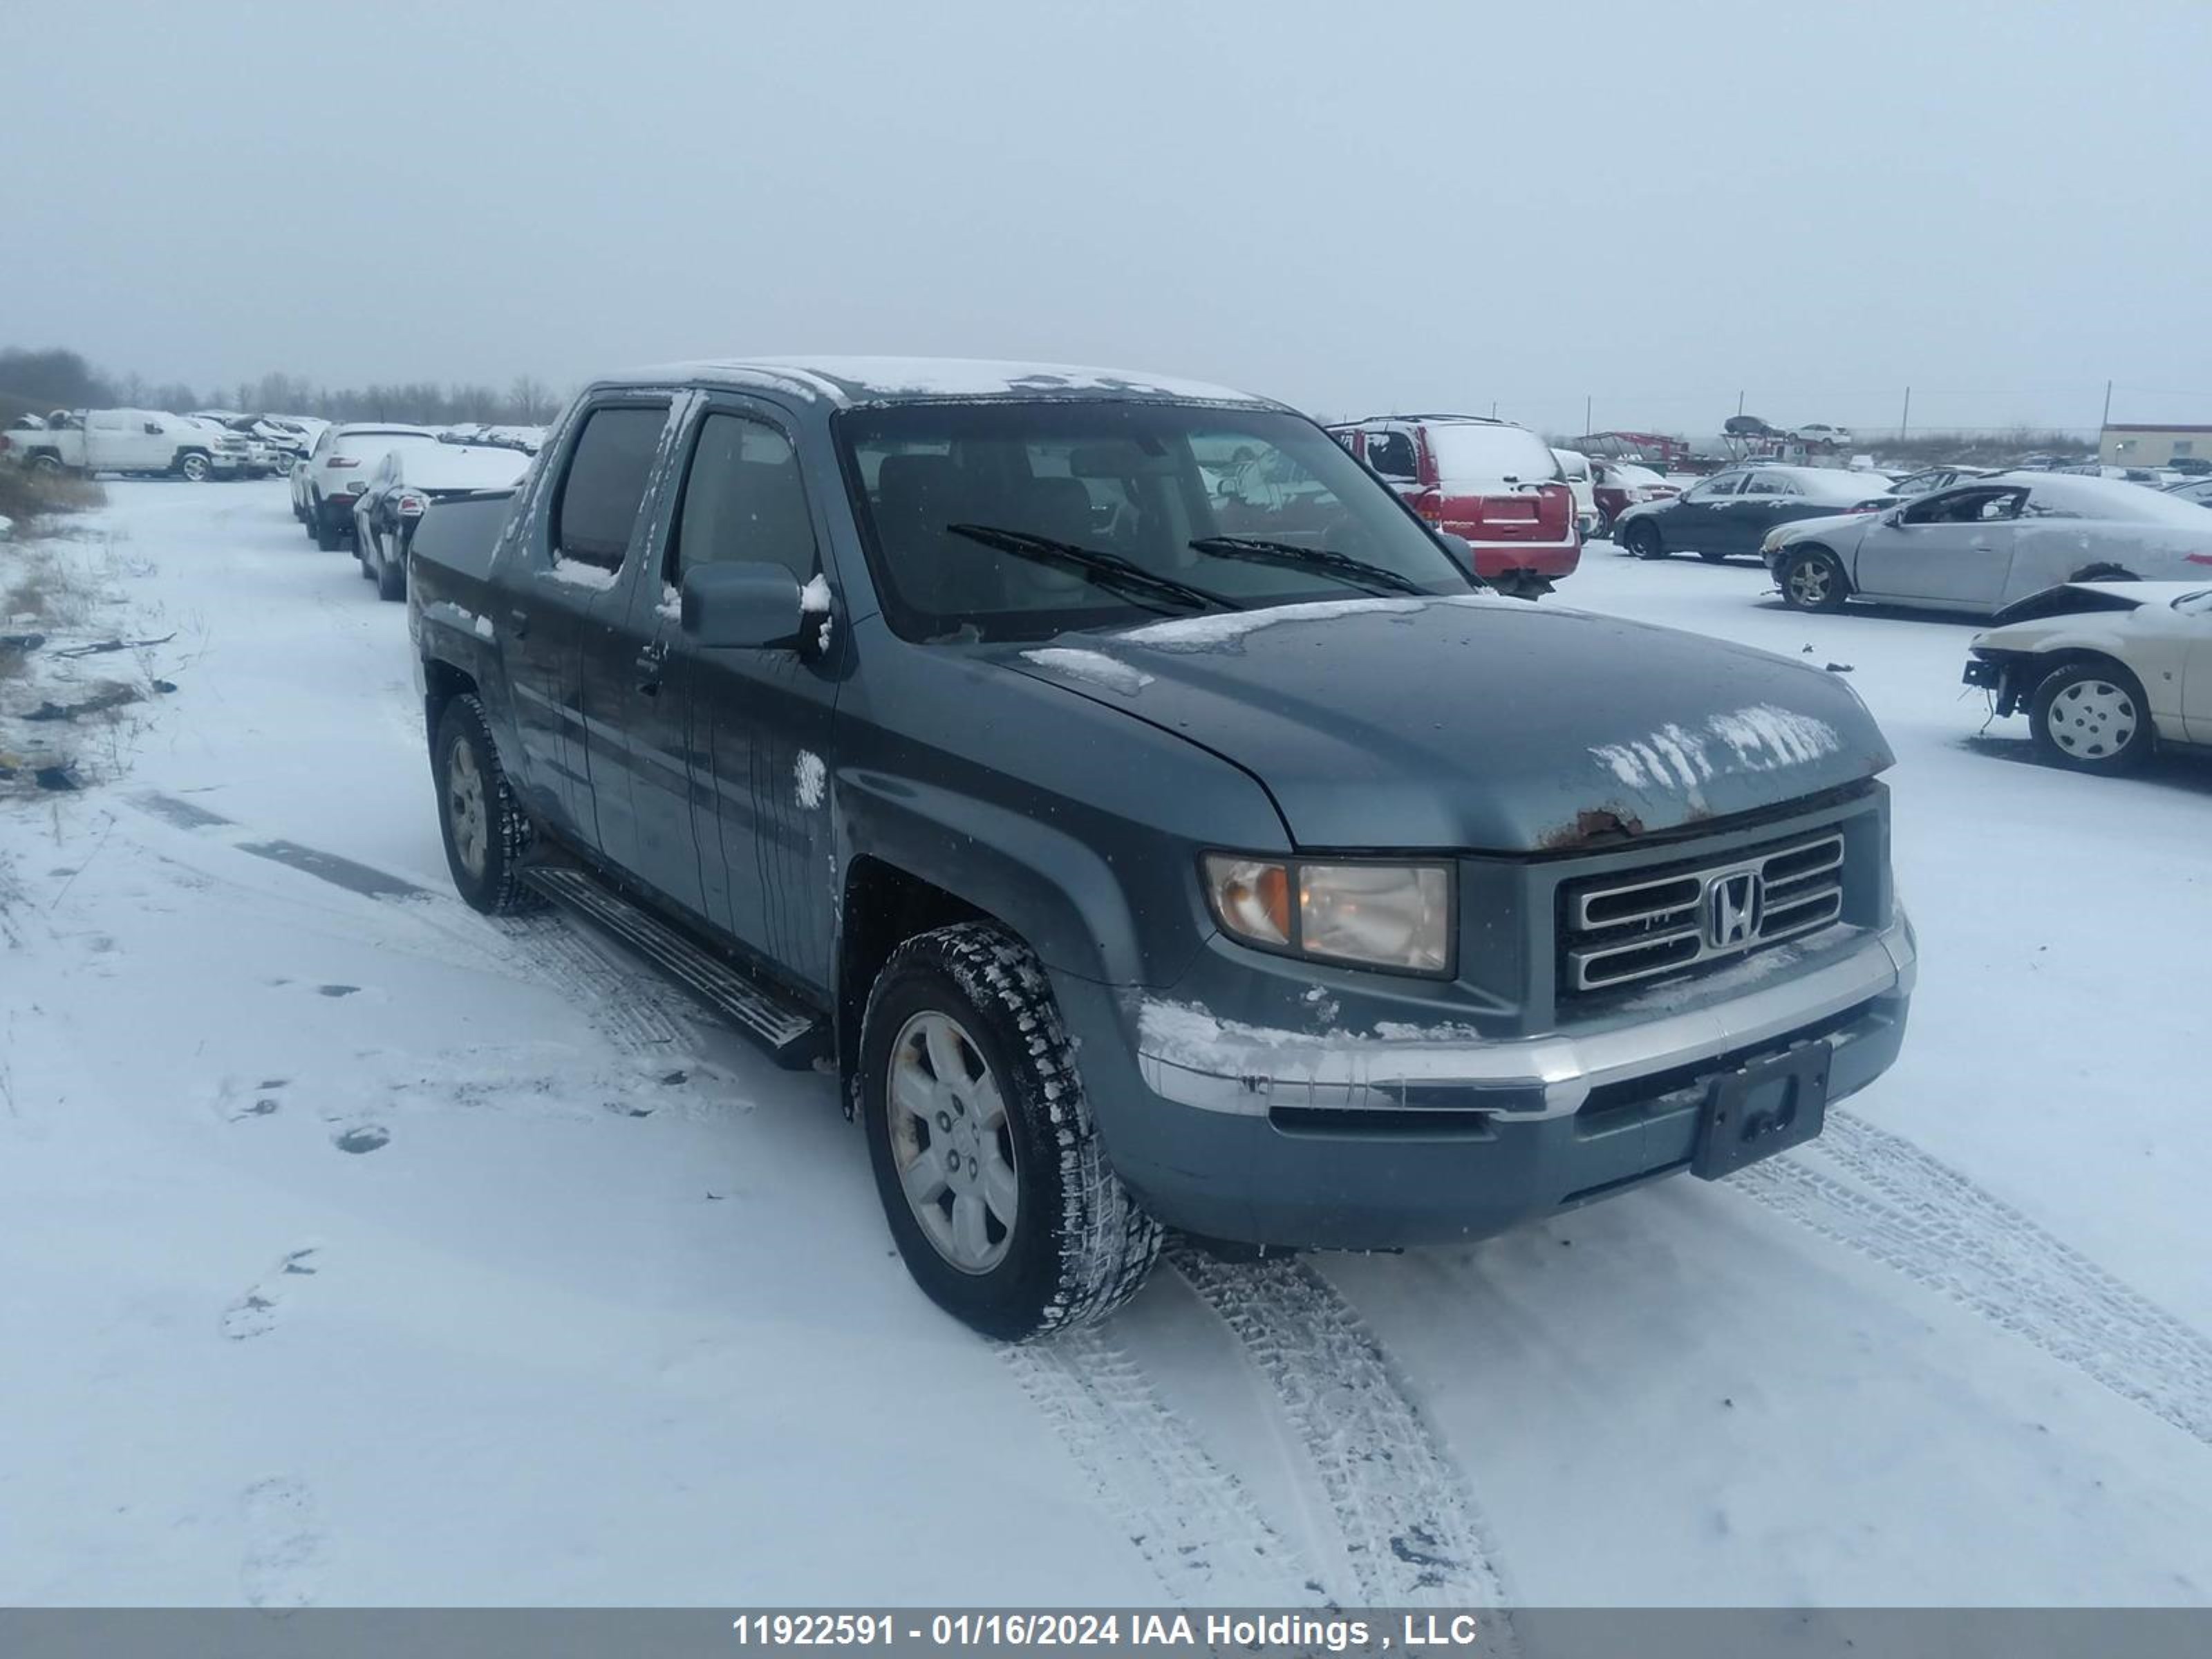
[1964,581,2212,771]
[350,440,532,600]
[302,420,440,549]
[1613,465,1897,563]
[1329,413,1577,593]
[1763,471,2212,616]
[1591,460,1677,535]
[1886,465,1996,499]
[1553,447,1601,539]
[408,356,1915,1339]
[4,408,225,480]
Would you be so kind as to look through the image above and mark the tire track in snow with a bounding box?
[1006,1329,1329,1606]
[1738,1113,2212,1448]
[1170,1247,1515,1624]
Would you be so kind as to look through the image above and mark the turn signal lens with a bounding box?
[1203,856,1291,949]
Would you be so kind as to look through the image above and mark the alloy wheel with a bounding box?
[885,1010,1020,1274]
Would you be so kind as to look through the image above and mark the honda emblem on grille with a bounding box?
[1706,870,1763,948]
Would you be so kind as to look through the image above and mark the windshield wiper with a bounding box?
[947,524,1242,615]
[1187,535,1435,597]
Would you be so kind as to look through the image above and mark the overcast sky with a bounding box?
[8,1,2210,436]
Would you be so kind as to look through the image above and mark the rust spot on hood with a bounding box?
[1539,806,1647,850]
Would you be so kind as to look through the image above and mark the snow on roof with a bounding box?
[2005,470,2212,525]
[608,356,1275,409]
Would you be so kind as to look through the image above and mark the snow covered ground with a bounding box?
[3,482,2209,1609]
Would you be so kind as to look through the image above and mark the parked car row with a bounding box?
[290,421,532,594]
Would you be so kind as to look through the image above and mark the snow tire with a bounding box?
[859,924,1161,1340]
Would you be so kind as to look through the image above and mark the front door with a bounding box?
[1850,486,2024,608]
[659,400,841,990]
[1666,471,1744,551]
[2178,598,2212,744]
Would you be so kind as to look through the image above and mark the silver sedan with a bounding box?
[1761,471,2212,615]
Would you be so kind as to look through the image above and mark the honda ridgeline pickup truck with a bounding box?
[408,357,1915,1339]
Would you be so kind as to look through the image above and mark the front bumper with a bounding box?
[1068,913,1915,1249]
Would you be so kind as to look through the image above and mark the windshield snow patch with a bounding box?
[1019,648,1154,695]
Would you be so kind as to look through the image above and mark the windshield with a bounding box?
[1424,422,1562,486]
[838,402,1474,642]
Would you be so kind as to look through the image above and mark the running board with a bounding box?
[521,868,829,1067]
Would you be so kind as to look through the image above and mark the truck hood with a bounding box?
[995,595,1891,852]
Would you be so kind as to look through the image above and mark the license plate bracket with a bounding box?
[1692,1042,1830,1179]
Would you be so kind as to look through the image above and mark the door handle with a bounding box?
[507,608,530,639]
[635,644,666,695]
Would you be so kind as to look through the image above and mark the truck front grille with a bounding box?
[1562,831,1846,994]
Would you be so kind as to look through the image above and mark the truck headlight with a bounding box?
[1202,855,1452,974]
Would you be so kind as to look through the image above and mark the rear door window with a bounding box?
[1364,429,1418,480]
[668,413,818,583]
[554,404,668,570]
[1742,471,1796,496]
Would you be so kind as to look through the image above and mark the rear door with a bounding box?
[1850,486,2025,608]
[1727,469,1805,555]
[507,398,673,854]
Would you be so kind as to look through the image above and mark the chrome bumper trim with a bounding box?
[1137,915,1913,1122]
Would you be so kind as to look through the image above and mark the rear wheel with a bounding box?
[29,452,66,476]
[431,693,543,913]
[2068,562,2136,583]
[2030,660,2151,773]
[375,542,406,601]
[315,509,344,552]
[859,924,1161,1340]
[1779,546,1849,611]
[1621,520,1665,560]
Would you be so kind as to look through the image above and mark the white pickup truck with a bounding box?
[3,409,229,480]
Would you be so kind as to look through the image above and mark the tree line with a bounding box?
[1,346,566,427]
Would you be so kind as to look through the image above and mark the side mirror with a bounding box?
[1880,507,1906,527]
[681,562,809,650]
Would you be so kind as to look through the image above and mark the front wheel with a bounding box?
[1697,548,1731,563]
[2030,660,2151,773]
[177,451,211,482]
[432,693,544,913]
[1779,546,1849,611]
[859,924,1161,1340]
[1621,521,1665,560]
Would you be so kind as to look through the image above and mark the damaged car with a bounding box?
[408,356,1915,1338]
[1963,581,2212,771]
[1764,471,2212,615]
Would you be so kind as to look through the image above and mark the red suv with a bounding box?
[1329,414,1577,592]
